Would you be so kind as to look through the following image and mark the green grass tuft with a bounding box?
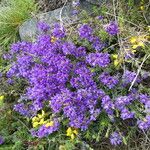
[0,0,38,47]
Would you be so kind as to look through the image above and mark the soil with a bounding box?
[37,0,72,12]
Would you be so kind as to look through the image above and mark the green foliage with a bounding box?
[0,0,38,48]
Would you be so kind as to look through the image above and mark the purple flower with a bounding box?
[72,0,80,7]
[139,94,150,104]
[99,72,119,89]
[97,15,104,20]
[137,116,150,130]
[72,10,79,15]
[37,119,60,138]
[62,42,76,55]
[78,24,93,40]
[115,96,132,110]
[120,108,134,120]
[37,22,50,32]
[104,21,119,35]
[0,136,4,145]
[52,23,66,38]
[0,72,2,78]
[122,70,140,86]
[110,132,122,145]
[86,52,110,67]
[101,95,114,115]
[91,36,105,51]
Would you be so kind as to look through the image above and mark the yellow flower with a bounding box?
[132,41,145,49]
[32,110,47,128]
[138,41,145,47]
[39,118,47,125]
[51,36,57,43]
[45,121,54,127]
[111,54,121,67]
[32,116,39,122]
[37,110,45,119]
[140,6,144,10]
[129,37,137,44]
[112,54,118,59]
[33,122,39,128]
[132,44,139,49]
[66,127,78,140]
[0,95,4,101]
[114,60,119,67]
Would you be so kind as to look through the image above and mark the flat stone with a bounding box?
[19,1,95,41]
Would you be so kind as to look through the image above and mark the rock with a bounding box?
[19,1,95,41]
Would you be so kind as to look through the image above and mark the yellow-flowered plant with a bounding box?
[112,54,123,67]
[0,95,5,106]
[51,36,57,43]
[32,110,54,128]
[32,110,46,128]
[0,95,4,101]
[66,127,78,140]
[129,36,146,49]
[45,121,54,128]
[140,0,145,10]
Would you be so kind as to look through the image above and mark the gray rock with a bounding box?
[19,1,95,41]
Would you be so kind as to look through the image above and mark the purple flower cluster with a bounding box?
[86,52,110,67]
[62,42,86,57]
[78,24,93,40]
[99,72,119,89]
[70,64,96,89]
[7,22,150,141]
[110,132,122,146]
[51,87,104,130]
[137,116,150,130]
[115,96,133,110]
[122,70,141,86]
[101,95,114,115]
[91,36,105,51]
[120,108,134,120]
[32,119,60,138]
[37,22,50,32]
[104,21,119,35]
[78,24,106,51]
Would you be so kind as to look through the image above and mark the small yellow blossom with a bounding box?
[112,54,118,59]
[111,54,121,67]
[130,35,146,49]
[132,44,139,49]
[51,36,57,43]
[114,60,119,67]
[45,121,54,127]
[37,110,45,119]
[32,116,39,122]
[0,95,4,101]
[32,110,47,128]
[66,127,78,140]
[129,37,137,44]
[33,122,39,128]
[138,41,145,47]
[140,6,144,10]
